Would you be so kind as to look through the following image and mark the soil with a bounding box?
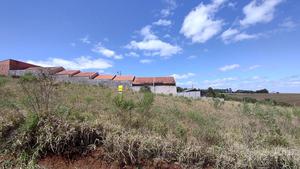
[38,148,183,169]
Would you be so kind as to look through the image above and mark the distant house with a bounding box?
[177,89,201,99]
[0,59,178,95]
[0,59,39,76]
[132,77,177,95]
[113,75,135,82]
[94,74,116,80]
[73,72,98,79]
[112,75,135,88]
[56,70,80,77]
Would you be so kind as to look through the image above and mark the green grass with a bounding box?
[0,76,300,168]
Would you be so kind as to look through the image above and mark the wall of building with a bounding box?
[9,60,38,70]
[132,85,177,95]
[55,76,132,88]
[0,60,10,76]
[177,91,202,99]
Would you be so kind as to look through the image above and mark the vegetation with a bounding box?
[0,75,300,168]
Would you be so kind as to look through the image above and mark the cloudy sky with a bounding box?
[0,0,300,92]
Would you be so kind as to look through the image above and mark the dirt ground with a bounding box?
[38,148,183,169]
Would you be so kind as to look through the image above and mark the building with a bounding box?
[55,70,81,82]
[0,59,178,95]
[94,74,116,80]
[0,59,39,76]
[73,72,98,79]
[177,89,201,99]
[112,75,135,88]
[132,77,177,95]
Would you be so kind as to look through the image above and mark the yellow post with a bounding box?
[118,85,123,94]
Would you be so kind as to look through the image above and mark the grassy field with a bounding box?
[228,93,300,106]
[0,75,300,168]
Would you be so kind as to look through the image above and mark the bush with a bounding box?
[243,97,257,103]
[19,73,56,116]
[139,86,152,93]
[113,94,135,127]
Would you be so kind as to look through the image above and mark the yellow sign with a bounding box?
[118,85,123,92]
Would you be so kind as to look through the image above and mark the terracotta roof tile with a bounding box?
[73,72,98,79]
[113,75,135,81]
[133,77,176,85]
[56,70,80,76]
[95,74,116,80]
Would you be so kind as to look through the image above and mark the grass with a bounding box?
[228,93,300,107]
[0,75,300,168]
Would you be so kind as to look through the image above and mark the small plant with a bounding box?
[113,94,135,127]
[137,92,154,123]
[212,98,224,110]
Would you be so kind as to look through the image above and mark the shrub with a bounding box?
[139,86,152,93]
[19,73,56,116]
[212,98,224,110]
[113,94,135,127]
[243,97,257,103]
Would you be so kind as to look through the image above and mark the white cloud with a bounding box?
[140,25,158,40]
[280,18,297,30]
[180,0,226,43]
[203,77,238,87]
[219,64,240,71]
[27,56,112,70]
[126,26,181,58]
[171,73,195,80]
[161,0,177,17]
[221,28,258,43]
[228,2,237,8]
[153,19,172,26]
[125,52,139,58]
[188,55,198,59]
[249,64,261,70]
[140,59,153,64]
[80,35,91,44]
[177,80,197,87]
[92,43,123,60]
[240,0,283,26]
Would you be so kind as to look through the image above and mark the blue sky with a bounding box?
[0,0,300,92]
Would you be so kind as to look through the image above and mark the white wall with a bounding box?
[132,85,177,95]
[177,91,201,99]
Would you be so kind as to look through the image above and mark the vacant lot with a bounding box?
[1,75,300,168]
[228,93,300,106]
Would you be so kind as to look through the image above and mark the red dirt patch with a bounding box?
[38,148,183,169]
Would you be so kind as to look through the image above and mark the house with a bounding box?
[73,72,98,79]
[55,70,81,82]
[94,74,116,80]
[0,59,39,76]
[0,59,178,95]
[132,77,177,95]
[177,89,201,99]
[56,70,80,77]
[112,75,135,88]
[113,75,135,82]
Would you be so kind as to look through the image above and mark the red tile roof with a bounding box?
[133,77,176,86]
[56,70,80,76]
[94,74,116,80]
[73,72,98,79]
[113,75,135,81]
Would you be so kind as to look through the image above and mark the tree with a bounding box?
[207,87,216,97]
[256,89,269,94]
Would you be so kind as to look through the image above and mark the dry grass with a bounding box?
[0,75,300,168]
[228,93,300,106]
